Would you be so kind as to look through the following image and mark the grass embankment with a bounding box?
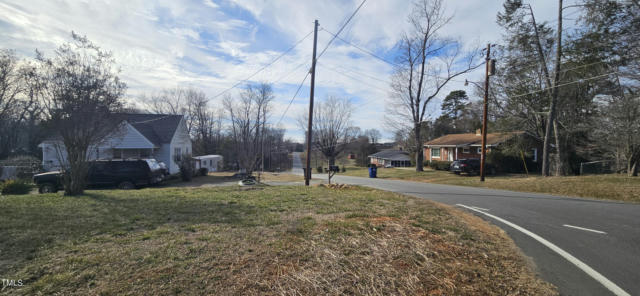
[342,167,640,202]
[0,186,555,295]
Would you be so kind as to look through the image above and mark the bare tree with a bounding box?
[142,87,206,135]
[597,87,640,176]
[386,0,481,171]
[38,33,126,195]
[298,96,354,167]
[364,129,382,145]
[224,83,273,175]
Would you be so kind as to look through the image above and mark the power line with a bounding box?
[276,0,368,128]
[494,52,640,88]
[318,63,390,93]
[211,30,314,100]
[320,27,398,67]
[509,71,618,99]
[334,64,391,84]
[316,0,368,61]
[276,71,311,126]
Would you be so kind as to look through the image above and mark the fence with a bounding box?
[0,161,42,181]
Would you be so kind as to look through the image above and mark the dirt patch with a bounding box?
[315,183,355,189]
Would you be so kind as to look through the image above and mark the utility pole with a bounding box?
[305,20,319,186]
[480,43,494,182]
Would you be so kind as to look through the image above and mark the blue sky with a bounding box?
[0,0,567,142]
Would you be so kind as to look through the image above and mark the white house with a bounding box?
[194,155,223,172]
[39,114,192,174]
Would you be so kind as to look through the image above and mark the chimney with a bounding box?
[476,129,482,136]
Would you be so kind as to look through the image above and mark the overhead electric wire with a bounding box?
[276,71,311,126]
[318,63,390,93]
[211,30,314,100]
[334,64,392,84]
[275,0,368,126]
[321,27,398,67]
[316,0,368,61]
[509,71,618,99]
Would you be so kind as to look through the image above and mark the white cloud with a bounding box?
[0,0,568,142]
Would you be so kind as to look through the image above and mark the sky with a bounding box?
[0,0,572,142]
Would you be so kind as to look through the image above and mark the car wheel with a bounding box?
[454,171,461,175]
[39,183,57,194]
[117,181,135,190]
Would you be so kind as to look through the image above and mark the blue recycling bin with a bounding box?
[368,166,377,178]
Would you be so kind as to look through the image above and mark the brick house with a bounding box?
[423,130,536,162]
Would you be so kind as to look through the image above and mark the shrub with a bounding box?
[316,166,323,173]
[198,168,208,176]
[341,166,346,173]
[423,160,430,168]
[1,180,32,195]
[486,150,536,173]
[178,155,194,182]
[429,161,452,171]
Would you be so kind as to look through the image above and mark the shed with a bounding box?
[193,155,223,172]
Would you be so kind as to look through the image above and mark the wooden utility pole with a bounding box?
[305,20,319,186]
[480,44,492,182]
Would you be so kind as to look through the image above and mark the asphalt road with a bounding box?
[291,153,640,296]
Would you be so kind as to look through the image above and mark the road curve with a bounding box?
[291,153,640,295]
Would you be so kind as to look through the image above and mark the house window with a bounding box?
[477,147,482,154]
[174,148,182,162]
[463,147,470,154]
[431,148,441,157]
[532,148,538,162]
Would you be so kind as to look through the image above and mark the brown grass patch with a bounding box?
[1,186,556,295]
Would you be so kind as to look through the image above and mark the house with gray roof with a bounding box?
[39,114,192,174]
[368,150,411,167]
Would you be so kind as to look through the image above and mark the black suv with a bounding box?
[450,158,495,175]
[33,159,165,193]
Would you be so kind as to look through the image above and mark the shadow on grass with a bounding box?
[0,188,269,274]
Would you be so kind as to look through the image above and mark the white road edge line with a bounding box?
[470,206,490,211]
[563,224,607,234]
[455,203,630,296]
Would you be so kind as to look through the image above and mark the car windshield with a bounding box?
[145,159,161,171]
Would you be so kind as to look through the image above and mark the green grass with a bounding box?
[342,167,640,202]
[0,186,555,295]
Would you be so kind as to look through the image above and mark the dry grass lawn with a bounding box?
[0,186,555,295]
[341,167,640,202]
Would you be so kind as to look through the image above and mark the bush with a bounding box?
[486,150,535,173]
[316,166,323,173]
[341,166,346,173]
[1,180,32,195]
[423,160,430,168]
[429,161,452,171]
[178,155,194,182]
[198,168,208,176]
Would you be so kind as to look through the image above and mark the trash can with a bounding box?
[368,166,377,178]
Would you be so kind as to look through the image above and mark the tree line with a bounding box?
[0,33,299,195]
[387,0,639,176]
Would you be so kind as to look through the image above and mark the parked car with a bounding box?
[158,161,170,178]
[450,158,495,176]
[33,159,165,193]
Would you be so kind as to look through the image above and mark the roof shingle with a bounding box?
[424,131,522,147]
